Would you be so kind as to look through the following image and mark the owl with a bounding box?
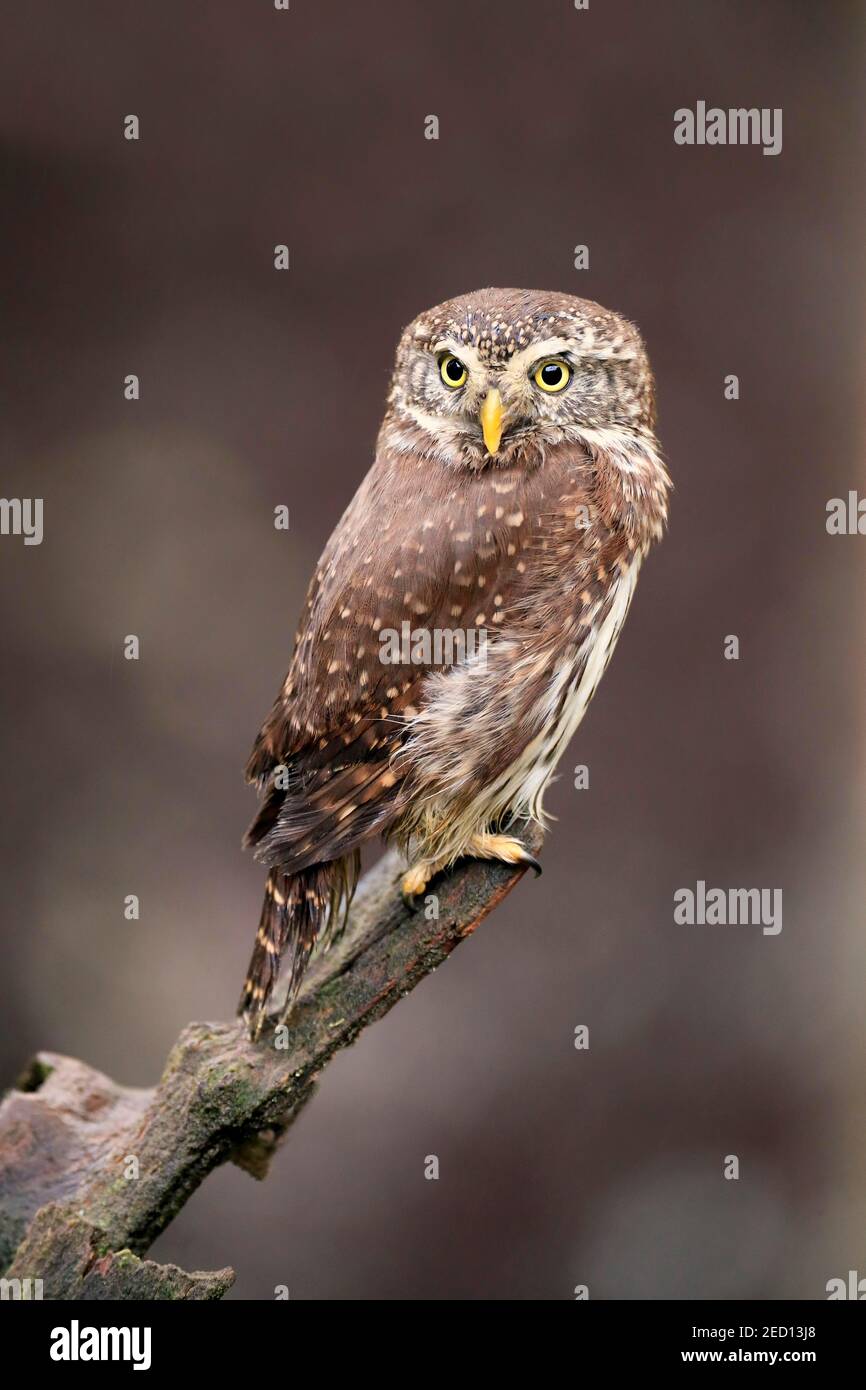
[240,288,670,1038]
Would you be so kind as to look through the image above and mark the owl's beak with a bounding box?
[479,389,503,455]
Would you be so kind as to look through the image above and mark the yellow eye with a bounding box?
[439,352,468,388]
[533,359,571,393]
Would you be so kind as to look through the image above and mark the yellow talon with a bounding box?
[468,832,542,874]
[402,863,433,901]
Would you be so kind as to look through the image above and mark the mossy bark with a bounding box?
[0,836,539,1299]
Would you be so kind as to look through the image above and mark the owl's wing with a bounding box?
[244,442,619,872]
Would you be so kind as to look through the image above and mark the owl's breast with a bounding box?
[482,556,643,826]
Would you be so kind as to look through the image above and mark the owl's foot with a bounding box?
[468,831,542,876]
[401,858,446,909]
[401,834,540,908]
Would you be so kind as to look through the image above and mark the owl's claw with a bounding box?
[468,831,542,875]
[522,852,543,877]
[401,861,436,910]
[401,836,539,909]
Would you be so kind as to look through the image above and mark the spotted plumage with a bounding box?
[240,288,670,1038]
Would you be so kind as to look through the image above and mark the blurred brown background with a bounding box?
[1,0,864,1299]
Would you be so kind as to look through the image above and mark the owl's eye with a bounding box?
[533,359,572,393]
[438,352,468,388]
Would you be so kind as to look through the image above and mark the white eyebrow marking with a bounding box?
[511,335,637,366]
[509,335,575,364]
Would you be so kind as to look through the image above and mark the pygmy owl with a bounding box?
[240,287,670,1038]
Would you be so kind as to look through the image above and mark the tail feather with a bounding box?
[239,855,358,1040]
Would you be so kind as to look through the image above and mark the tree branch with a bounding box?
[0,833,540,1299]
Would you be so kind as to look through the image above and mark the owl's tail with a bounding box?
[239,857,358,1041]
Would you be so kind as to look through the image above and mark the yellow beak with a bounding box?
[479,388,503,455]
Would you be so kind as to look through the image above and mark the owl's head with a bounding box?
[384,288,657,469]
